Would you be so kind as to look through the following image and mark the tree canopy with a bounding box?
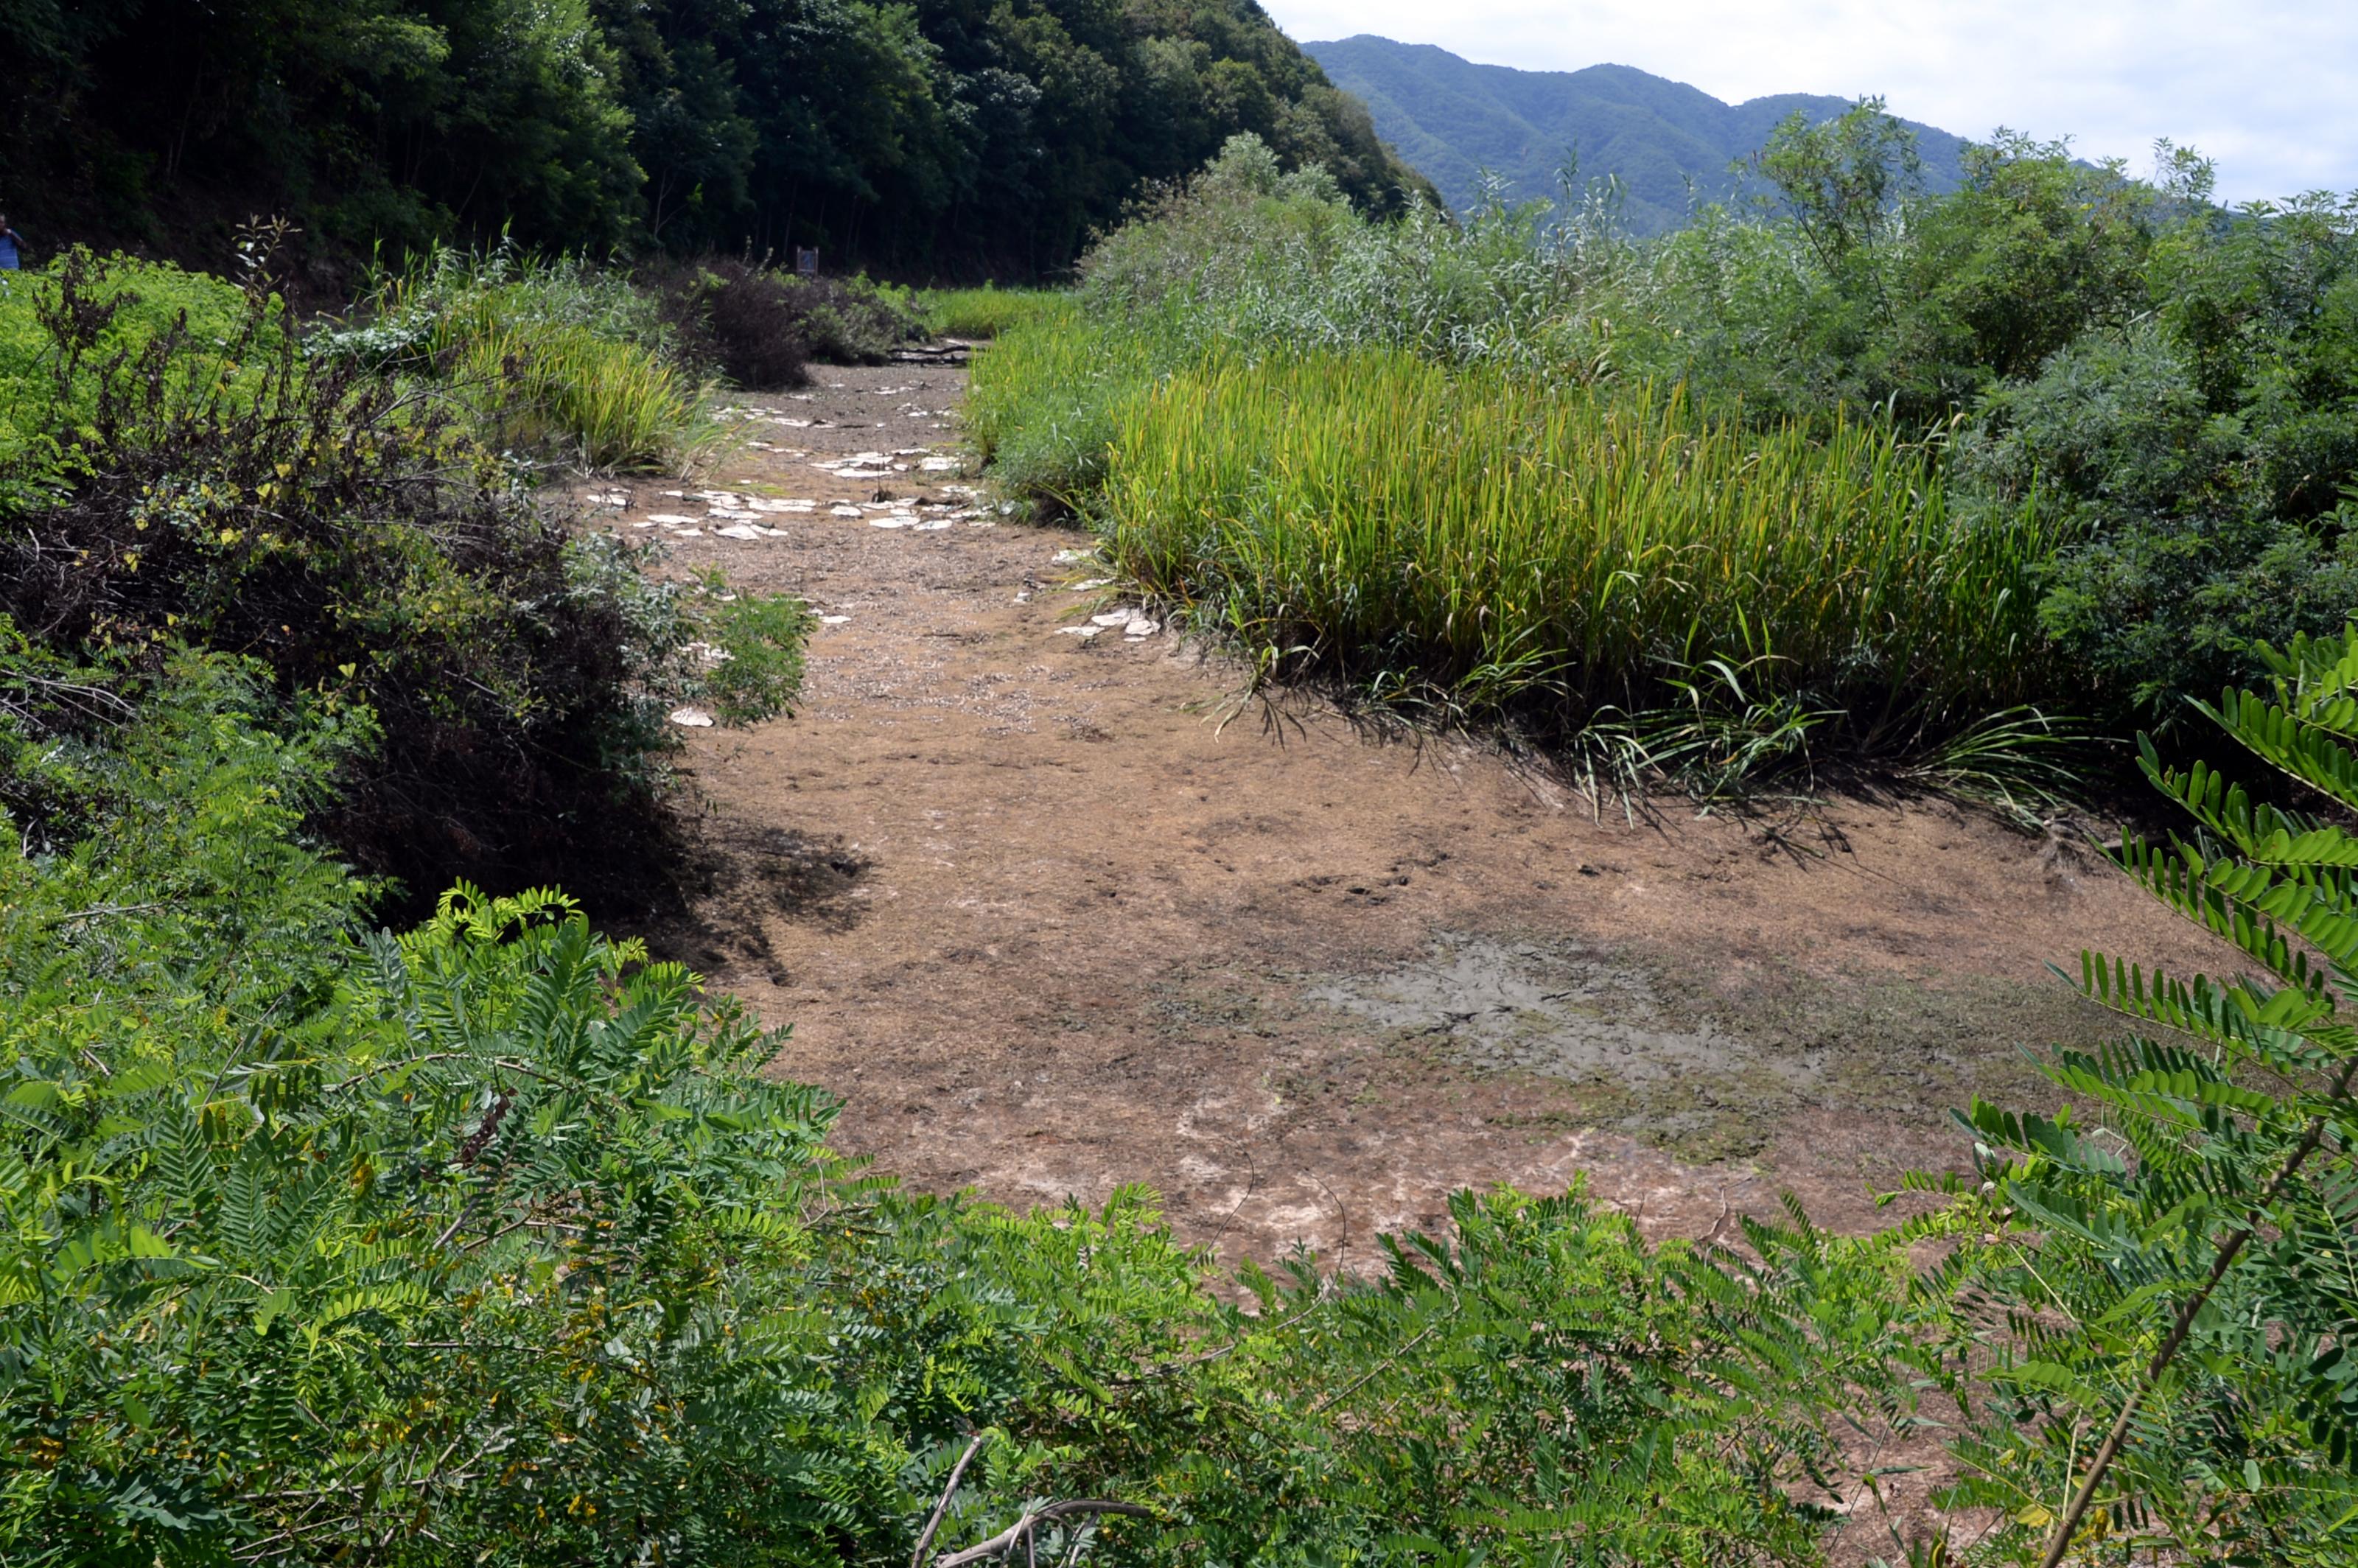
[0,0,1431,278]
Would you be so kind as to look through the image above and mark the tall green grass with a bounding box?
[962,298,1173,507]
[917,284,1066,339]
[452,323,713,470]
[1093,349,2055,738]
[335,248,717,472]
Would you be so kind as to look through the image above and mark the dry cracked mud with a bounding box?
[578,360,2233,1279]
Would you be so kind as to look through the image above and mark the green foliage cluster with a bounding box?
[1,632,1930,1565]
[0,248,806,906]
[3,0,1431,277]
[976,123,2358,749]
[1896,623,2358,1564]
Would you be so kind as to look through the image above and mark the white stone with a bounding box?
[1124,619,1160,638]
[715,525,763,541]
[668,706,715,727]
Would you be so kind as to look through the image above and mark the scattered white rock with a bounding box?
[819,615,852,626]
[869,517,911,529]
[1056,626,1105,639]
[920,455,963,472]
[1052,548,1094,564]
[670,528,704,538]
[668,706,715,727]
[1124,618,1160,638]
[714,524,764,541]
[1069,578,1113,591]
[830,505,863,518]
[646,512,699,525]
[1090,610,1136,627]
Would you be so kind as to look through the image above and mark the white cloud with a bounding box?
[1265,0,2358,203]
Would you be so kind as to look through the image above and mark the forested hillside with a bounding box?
[1304,35,1969,231]
[1,0,1429,277]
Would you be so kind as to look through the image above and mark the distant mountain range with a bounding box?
[1304,36,1973,234]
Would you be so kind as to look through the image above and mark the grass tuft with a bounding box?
[1095,349,2057,743]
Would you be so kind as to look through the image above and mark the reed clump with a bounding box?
[1098,350,2054,738]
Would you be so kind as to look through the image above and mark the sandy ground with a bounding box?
[585,362,2226,1279]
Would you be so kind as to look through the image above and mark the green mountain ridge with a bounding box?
[1304,35,1972,232]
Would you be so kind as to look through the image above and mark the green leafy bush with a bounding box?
[1911,624,2358,1563]
[0,249,802,906]
[782,273,924,365]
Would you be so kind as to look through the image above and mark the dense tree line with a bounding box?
[0,0,1428,278]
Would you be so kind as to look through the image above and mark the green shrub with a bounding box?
[782,272,923,364]
[643,257,814,389]
[0,249,802,908]
[1910,624,2358,1564]
[0,251,283,500]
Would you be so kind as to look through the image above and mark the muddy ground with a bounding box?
[583,362,2227,1277]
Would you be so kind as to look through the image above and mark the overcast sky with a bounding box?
[1262,1,2358,205]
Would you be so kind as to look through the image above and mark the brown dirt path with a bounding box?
[587,362,2225,1276]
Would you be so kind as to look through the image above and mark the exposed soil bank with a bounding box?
[589,363,2227,1275]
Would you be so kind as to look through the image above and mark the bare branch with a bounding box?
[932,1501,1156,1568]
